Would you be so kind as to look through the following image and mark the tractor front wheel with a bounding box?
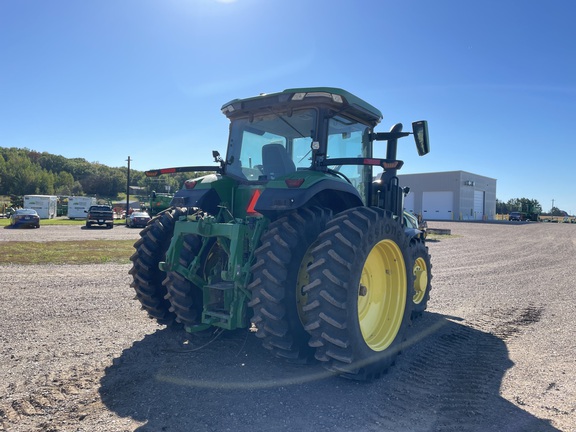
[410,238,432,319]
[303,207,414,380]
[248,206,332,363]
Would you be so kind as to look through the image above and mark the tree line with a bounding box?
[0,147,198,199]
[496,198,541,215]
[3,147,567,216]
[496,198,567,216]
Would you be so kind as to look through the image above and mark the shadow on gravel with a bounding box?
[100,313,560,432]
[80,226,112,230]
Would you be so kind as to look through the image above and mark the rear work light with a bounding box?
[291,92,343,104]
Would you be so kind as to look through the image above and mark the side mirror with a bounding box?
[412,121,430,156]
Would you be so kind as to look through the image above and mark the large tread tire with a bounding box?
[248,206,332,363]
[129,208,186,325]
[303,207,414,381]
[410,238,432,319]
[162,235,208,330]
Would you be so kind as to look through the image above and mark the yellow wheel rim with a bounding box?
[358,239,407,351]
[412,256,428,305]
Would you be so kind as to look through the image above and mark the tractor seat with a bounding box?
[261,143,296,179]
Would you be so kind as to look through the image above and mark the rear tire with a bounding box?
[129,208,185,325]
[248,206,332,363]
[303,207,413,380]
[410,238,432,319]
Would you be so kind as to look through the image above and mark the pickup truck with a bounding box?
[85,205,114,229]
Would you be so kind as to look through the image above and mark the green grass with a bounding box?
[0,240,136,265]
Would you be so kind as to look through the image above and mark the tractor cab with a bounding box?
[221,88,381,189]
[220,87,429,217]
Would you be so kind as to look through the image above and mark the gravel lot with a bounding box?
[0,222,574,432]
[0,224,142,242]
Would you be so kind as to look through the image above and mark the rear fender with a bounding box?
[170,174,236,215]
[254,178,363,216]
[405,227,426,242]
[171,188,221,215]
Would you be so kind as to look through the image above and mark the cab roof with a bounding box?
[221,87,383,126]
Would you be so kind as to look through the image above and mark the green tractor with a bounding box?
[129,87,432,380]
[148,191,174,216]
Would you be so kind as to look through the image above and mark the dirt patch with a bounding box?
[1,222,575,431]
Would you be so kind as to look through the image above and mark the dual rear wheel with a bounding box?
[129,208,186,325]
[248,206,333,363]
[250,205,415,380]
[302,207,414,380]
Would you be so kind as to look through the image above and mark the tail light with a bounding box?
[285,178,305,188]
[185,180,197,189]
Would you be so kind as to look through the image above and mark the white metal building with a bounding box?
[397,171,497,221]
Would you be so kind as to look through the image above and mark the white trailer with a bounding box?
[23,195,58,219]
[67,196,97,219]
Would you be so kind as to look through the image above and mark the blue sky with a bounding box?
[1,0,575,213]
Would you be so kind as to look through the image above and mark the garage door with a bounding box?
[473,190,485,220]
[403,192,415,214]
[422,191,453,220]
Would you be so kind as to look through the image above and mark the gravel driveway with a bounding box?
[0,222,574,431]
[1,224,142,242]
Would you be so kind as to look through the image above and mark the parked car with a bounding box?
[10,208,40,228]
[403,211,428,239]
[85,205,114,229]
[509,211,527,221]
[128,211,151,228]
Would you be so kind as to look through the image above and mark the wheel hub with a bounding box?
[412,257,428,304]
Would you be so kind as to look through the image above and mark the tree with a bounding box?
[549,206,566,217]
[35,170,55,195]
[496,199,509,214]
[0,154,6,191]
[2,152,37,195]
[55,171,80,196]
[500,197,542,215]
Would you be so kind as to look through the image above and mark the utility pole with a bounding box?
[126,156,131,225]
